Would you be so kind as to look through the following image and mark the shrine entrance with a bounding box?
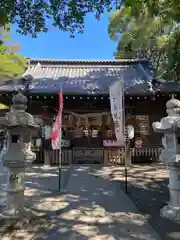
[72,148,103,164]
[62,110,114,164]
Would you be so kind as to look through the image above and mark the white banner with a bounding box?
[109,80,124,141]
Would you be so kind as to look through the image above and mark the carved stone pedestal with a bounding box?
[0,143,26,219]
[160,162,180,223]
[0,141,8,207]
[0,166,7,207]
[0,92,39,220]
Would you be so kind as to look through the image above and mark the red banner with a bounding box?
[51,91,63,149]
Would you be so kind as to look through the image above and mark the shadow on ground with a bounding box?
[1,164,160,240]
[90,163,180,240]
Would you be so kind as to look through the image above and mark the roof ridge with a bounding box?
[28,58,149,65]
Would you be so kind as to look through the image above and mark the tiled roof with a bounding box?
[23,59,154,95]
[157,81,180,93]
[3,58,179,95]
[28,58,151,65]
[0,79,25,92]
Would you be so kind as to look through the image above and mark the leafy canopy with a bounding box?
[0,0,121,37]
[108,2,180,81]
[0,26,26,79]
[0,0,179,38]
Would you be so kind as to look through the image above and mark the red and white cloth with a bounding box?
[51,91,63,150]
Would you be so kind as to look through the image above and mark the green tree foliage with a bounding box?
[0,26,26,79]
[0,0,179,39]
[108,3,180,81]
[124,0,180,24]
[0,0,121,37]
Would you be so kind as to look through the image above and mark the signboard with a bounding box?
[103,140,125,147]
[31,139,70,151]
[73,129,84,138]
[136,115,149,135]
[73,148,103,163]
[61,140,71,148]
[135,139,143,148]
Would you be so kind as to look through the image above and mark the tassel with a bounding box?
[98,115,102,126]
[106,114,111,126]
[68,114,73,125]
[77,118,80,128]
[85,117,89,128]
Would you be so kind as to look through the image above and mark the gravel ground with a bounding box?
[93,163,180,240]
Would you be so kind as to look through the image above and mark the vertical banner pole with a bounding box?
[109,79,128,193]
[122,83,128,194]
[58,89,63,192]
[51,89,63,192]
[58,110,62,192]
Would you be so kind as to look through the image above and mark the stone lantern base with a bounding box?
[160,205,180,223]
[0,160,7,207]
[160,162,180,224]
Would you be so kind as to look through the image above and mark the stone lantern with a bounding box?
[0,92,39,219]
[152,97,180,223]
[0,135,8,207]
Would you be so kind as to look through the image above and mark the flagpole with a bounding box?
[58,110,62,192]
[58,89,63,192]
[109,79,128,193]
[122,82,128,194]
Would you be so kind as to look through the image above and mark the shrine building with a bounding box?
[1,58,180,164]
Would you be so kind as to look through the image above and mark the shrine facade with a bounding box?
[1,58,180,164]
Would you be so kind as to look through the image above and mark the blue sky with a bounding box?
[12,12,117,60]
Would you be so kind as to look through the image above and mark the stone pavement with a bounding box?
[1,164,161,240]
[91,163,180,240]
[98,163,180,240]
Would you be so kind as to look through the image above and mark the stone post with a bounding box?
[161,162,180,222]
[3,138,25,218]
[152,97,180,223]
[0,92,39,219]
[0,135,9,207]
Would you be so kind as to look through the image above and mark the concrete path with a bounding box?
[1,165,161,240]
[49,165,161,240]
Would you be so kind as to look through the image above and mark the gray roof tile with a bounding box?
[0,79,25,92]
[4,59,177,95]
[24,59,153,95]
